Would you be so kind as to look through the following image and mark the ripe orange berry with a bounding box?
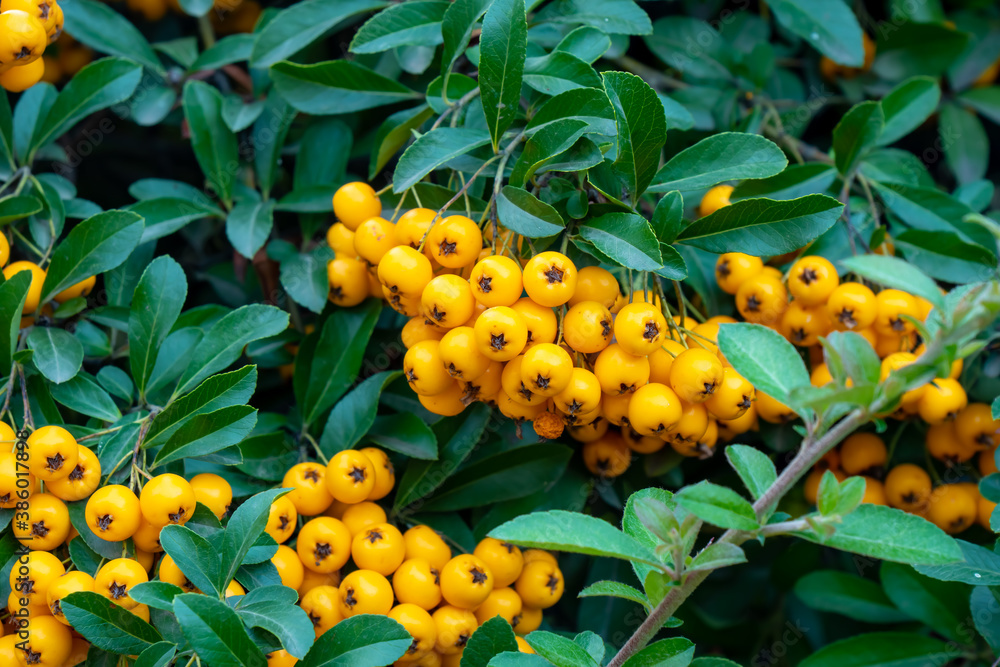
[470,255,523,307]
[614,302,667,356]
[265,496,298,544]
[787,256,839,306]
[47,571,95,625]
[474,586,523,626]
[755,391,795,424]
[340,501,386,537]
[473,306,528,362]
[699,185,733,217]
[390,603,438,659]
[839,433,886,475]
[647,339,685,385]
[432,605,478,655]
[781,301,831,347]
[297,517,352,573]
[704,367,754,421]
[515,560,564,609]
[327,257,370,307]
[668,401,710,456]
[440,554,494,609]
[418,381,467,417]
[926,421,976,465]
[954,403,999,451]
[395,208,436,249]
[439,326,492,382]
[86,484,141,542]
[352,522,406,576]
[552,368,601,417]
[827,282,877,331]
[45,444,100,502]
[715,253,763,294]
[326,222,355,256]
[358,447,394,501]
[422,275,475,329]
[325,450,376,504]
[94,558,147,610]
[140,474,195,527]
[473,538,524,589]
[669,348,724,404]
[282,462,333,517]
[512,606,543,635]
[594,343,650,395]
[569,266,620,309]
[3,260,45,314]
[404,339,453,397]
[874,289,921,336]
[562,301,612,354]
[427,216,483,268]
[378,246,434,299]
[26,425,79,482]
[189,473,232,520]
[522,252,577,307]
[403,525,452,570]
[300,584,342,638]
[13,615,72,666]
[582,433,631,477]
[270,544,305,591]
[402,317,445,349]
[884,463,931,512]
[339,569,394,617]
[333,182,381,231]
[918,378,967,425]
[627,383,682,437]
[736,274,787,325]
[519,343,573,398]
[511,297,558,349]
[926,485,977,534]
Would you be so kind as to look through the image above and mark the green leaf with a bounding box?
[0,271,31,376]
[392,126,492,193]
[319,371,402,457]
[27,327,84,383]
[488,655,552,666]
[152,405,257,467]
[724,445,776,501]
[351,1,449,54]
[160,524,223,596]
[870,182,986,246]
[525,631,598,667]
[129,256,187,398]
[251,0,386,67]
[61,0,163,72]
[135,642,177,667]
[526,87,616,137]
[33,58,142,152]
[915,539,1000,585]
[649,133,787,193]
[833,101,884,176]
[300,301,380,425]
[299,614,410,667]
[688,542,746,572]
[621,638,695,667]
[237,600,315,659]
[191,34,255,71]
[0,195,42,225]
[971,586,1000,652]
[817,470,841,516]
[795,504,962,566]
[369,104,434,179]
[461,615,519,667]
[278,245,335,315]
[555,26,611,64]
[127,198,221,244]
[523,51,602,96]
[182,81,239,207]
[767,0,864,66]
[822,331,881,386]
[489,509,664,568]
[271,60,421,116]
[718,323,809,408]
[175,305,288,396]
[675,481,759,531]
[643,17,729,83]
[0,91,13,170]
[874,23,969,81]
[534,0,651,35]
[368,413,437,460]
[441,0,491,78]
[226,200,275,260]
[60,591,162,655]
[940,103,989,184]
[128,581,185,612]
[509,119,588,187]
[394,403,491,509]
[839,254,944,311]
[676,195,843,255]
[650,192,684,245]
[496,186,565,238]
[958,86,1000,125]
[880,562,969,641]
[40,209,144,303]
[50,373,121,422]
[878,76,941,145]
[799,633,950,667]
[731,163,838,202]
[578,212,662,271]
[253,94,296,199]
[174,593,267,667]
[795,570,908,623]
[13,84,56,165]
[420,444,572,512]
[480,0,526,151]
[603,70,667,201]
[220,488,289,593]
[577,580,649,609]
[894,229,997,284]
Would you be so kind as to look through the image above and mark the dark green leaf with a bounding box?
[299,614,410,667]
[649,133,787,193]
[183,81,239,207]
[220,488,289,593]
[393,126,492,193]
[27,327,84,383]
[534,0,651,35]
[725,444,776,501]
[940,103,989,184]
[251,0,387,67]
[128,581,185,612]
[651,191,683,244]
[351,1,449,54]
[127,198,221,244]
[895,229,997,284]
[61,591,162,655]
[526,87,616,136]
[523,51,602,96]
[50,372,121,421]
[915,539,1000,585]
[621,638,695,667]
[160,524,223,596]
[603,70,666,201]
[971,586,1000,652]
[227,200,275,260]
[880,562,968,641]
[675,481,759,531]
[767,0,864,66]
[577,580,649,608]
[278,245,334,315]
[480,0,526,151]
[676,194,843,255]
[840,254,944,310]
[253,94,296,199]
[496,186,565,238]
[879,76,941,145]
[833,101,884,176]
[271,60,421,115]
[153,405,257,467]
[174,593,267,666]
[490,509,663,568]
[135,642,177,667]
[958,86,1000,125]
[461,615,519,667]
[794,570,908,623]
[731,164,837,201]
[192,34,256,71]
[129,256,187,398]
[368,413,438,460]
[874,23,969,81]
[441,0,491,78]
[578,212,662,271]
[319,371,402,456]
[61,0,163,72]
[0,195,42,225]
[718,323,810,407]
[799,633,950,667]
[525,631,598,667]
[0,271,31,376]
[237,600,315,659]
[370,104,434,179]
[509,119,588,188]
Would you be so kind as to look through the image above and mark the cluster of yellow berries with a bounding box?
[326,182,763,480]
[0,422,236,664]
[260,448,562,666]
[803,403,1000,536]
[0,0,63,92]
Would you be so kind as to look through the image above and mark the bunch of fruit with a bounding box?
[0,426,559,665]
[0,0,63,92]
[263,448,561,666]
[327,182,764,481]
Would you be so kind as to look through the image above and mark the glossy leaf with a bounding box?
[60,591,162,655]
[840,254,944,310]
[675,481,759,531]
[174,593,267,666]
[767,0,864,66]
[603,70,666,201]
[878,76,941,145]
[393,126,492,193]
[649,133,787,193]
[61,0,163,72]
[227,200,275,260]
[880,561,969,641]
[319,371,402,457]
[251,0,387,67]
[0,271,31,376]
[621,638,695,667]
[718,323,810,407]
[351,1,448,54]
[833,101,884,176]
[725,445,776,501]
[299,614,410,667]
[271,60,420,116]
[367,413,438,460]
[496,186,565,238]
[799,633,949,667]
[182,81,239,207]
[794,570,908,623]
[480,0,527,151]
[578,213,662,271]
[27,327,84,383]
[461,616,519,667]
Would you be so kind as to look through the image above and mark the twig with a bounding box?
[430,87,482,132]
